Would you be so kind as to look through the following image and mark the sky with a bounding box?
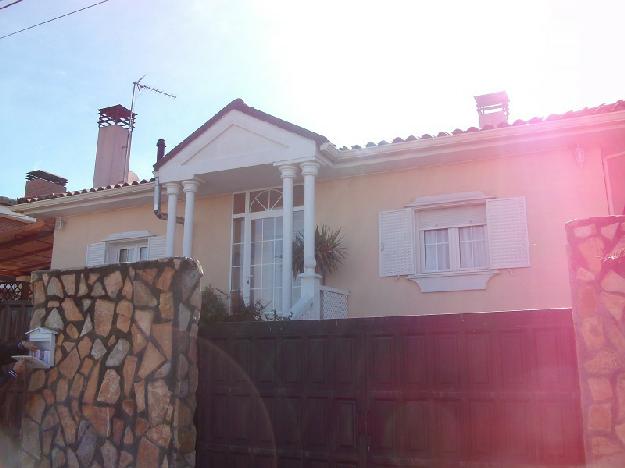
[0,0,623,198]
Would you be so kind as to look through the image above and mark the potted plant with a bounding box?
[292,224,347,284]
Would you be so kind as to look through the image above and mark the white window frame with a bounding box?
[407,193,498,292]
[106,239,149,264]
[419,224,489,273]
[86,230,165,266]
[229,186,305,311]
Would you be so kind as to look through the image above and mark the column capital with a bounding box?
[300,160,320,177]
[182,179,200,193]
[164,182,180,195]
[278,164,298,179]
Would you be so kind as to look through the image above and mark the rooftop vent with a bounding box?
[474,91,509,128]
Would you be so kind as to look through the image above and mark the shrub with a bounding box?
[199,286,290,327]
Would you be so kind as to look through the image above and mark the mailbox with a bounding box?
[13,327,58,369]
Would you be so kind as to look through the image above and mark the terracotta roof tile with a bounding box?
[17,178,154,204]
[346,98,625,149]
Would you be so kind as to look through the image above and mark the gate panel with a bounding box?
[197,309,584,467]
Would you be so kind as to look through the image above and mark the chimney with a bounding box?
[25,171,68,198]
[93,105,135,188]
[156,138,166,162]
[474,91,509,128]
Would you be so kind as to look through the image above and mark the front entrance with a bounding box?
[231,188,304,315]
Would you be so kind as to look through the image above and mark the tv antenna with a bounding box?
[125,75,177,163]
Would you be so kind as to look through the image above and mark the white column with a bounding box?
[165,182,180,257]
[301,161,319,274]
[182,179,200,257]
[279,164,297,315]
[299,161,321,319]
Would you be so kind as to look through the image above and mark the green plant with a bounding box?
[199,286,290,327]
[293,224,347,284]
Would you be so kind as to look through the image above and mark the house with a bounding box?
[10,93,625,318]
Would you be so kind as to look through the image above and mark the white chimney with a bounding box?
[474,91,509,128]
[93,105,134,187]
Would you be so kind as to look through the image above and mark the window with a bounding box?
[417,203,488,274]
[379,193,529,292]
[109,240,148,263]
[459,226,488,269]
[423,228,450,272]
[86,231,166,267]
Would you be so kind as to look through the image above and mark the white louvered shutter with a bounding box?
[379,209,416,277]
[148,236,167,260]
[86,242,106,267]
[486,197,530,269]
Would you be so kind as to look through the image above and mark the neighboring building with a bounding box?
[0,171,64,281]
[10,95,625,318]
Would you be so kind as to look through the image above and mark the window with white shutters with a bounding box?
[379,193,530,291]
[486,197,530,269]
[86,242,106,267]
[147,236,166,260]
[379,209,416,277]
[85,234,165,266]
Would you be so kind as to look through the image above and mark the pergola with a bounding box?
[0,212,54,278]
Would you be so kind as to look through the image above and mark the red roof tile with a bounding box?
[336,99,625,151]
[17,178,154,204]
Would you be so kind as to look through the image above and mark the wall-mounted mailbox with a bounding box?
[12,327,58,369]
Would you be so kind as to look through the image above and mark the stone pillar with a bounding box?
[566,215,625,466]
[21,258,202,468]
[165,182,180,257]
[279,164,297,315]
[299,161,321,319]
[182,180,200,258]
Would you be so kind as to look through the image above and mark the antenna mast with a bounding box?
[125,76,176,164]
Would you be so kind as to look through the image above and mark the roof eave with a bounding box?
[321,109,625,165]
[13,182,155,216]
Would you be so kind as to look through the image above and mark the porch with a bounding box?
[154,100,348,320]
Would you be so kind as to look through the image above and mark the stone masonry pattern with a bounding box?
[567,215,625,465]
[20,258,202,468]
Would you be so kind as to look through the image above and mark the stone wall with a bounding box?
[20,258,201,468]
[567,215,625,466]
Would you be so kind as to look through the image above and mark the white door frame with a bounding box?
[230,189,304,305]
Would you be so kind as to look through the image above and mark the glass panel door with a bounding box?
[250,215,283,313]
[231,188,304,316]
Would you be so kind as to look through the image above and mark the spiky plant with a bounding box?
[293,225,347,284]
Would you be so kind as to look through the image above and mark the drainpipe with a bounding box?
[153,139,184,224]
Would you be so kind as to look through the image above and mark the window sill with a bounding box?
[407,269,498,292]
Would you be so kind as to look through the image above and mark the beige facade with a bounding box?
[48,142,609,317]
[16,98,625,318]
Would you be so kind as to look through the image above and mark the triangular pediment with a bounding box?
[157,104,320,181]
[179,123,288,166]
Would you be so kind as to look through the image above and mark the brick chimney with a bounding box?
[93,105,135,188]
[474,91,509,128]
[25,171,68,198]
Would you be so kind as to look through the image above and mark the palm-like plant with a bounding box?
[293,225,347,284]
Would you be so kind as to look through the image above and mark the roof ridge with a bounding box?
[335,98,625,151]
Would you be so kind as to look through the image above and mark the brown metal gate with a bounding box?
[196,309,584,467]
[0,300,32,465]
